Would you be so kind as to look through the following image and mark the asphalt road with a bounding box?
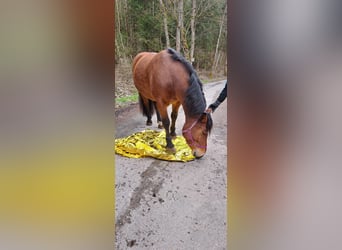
[115,80,227,249]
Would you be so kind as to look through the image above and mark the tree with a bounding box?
[176,0,183,52]
[212,3,227,74]
[115,0,227,74]
[159,0,170,48]
[190,0,196,64]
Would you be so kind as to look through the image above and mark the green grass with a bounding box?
[202,77,226,84]
[202,79,211,84]
[116,92,139,106]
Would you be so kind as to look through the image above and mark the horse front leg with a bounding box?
[153,102,163,129]
[157,104,175,153]
[170,102,180,138]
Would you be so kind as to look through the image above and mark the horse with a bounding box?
[132,48,213,158]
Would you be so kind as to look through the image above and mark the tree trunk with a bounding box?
[176,0,183,52]
[115,0,125,60]
[212,3,227,74]
[181,26,189,60]
[178,0,189,59]
[159,0,170,48]
[190,0,196,64]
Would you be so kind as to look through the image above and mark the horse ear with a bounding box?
[199,112,208,123]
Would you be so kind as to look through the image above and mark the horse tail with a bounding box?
[138,93,155,117]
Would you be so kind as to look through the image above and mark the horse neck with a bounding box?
[182,106,200,130]
[181,76,206,129]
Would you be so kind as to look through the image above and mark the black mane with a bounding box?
[167,48,206,117]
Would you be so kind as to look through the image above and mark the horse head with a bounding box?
[182,112,213,158]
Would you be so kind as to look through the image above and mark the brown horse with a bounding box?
[132,48,213,158]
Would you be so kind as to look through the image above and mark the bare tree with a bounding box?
[176,0,183,52]
[159,0,170,48]
[190,0,196,64]
[212,3,227,74]
[115,0,125,60]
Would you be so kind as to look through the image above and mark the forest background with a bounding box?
[115,0,227,107]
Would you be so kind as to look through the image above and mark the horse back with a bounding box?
[133,50,189,104]
[132,52,156,73]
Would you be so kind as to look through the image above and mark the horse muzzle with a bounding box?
[193,148,206,159]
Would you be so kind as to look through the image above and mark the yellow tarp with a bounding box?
[115,129,195,162]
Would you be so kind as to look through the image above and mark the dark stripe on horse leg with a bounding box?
[153,102,163,128]
[155,101,174,151]
[170,103,180,137]
[162,117,174,149]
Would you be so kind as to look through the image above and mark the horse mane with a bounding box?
[167,48,212,133]
[167,48,206,116]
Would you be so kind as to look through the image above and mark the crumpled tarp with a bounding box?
[115,129,195,162]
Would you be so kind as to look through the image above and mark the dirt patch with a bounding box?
[115,62,136,98]
[115,161,163,231]
[126,239,136,247]
[115,102,139,119]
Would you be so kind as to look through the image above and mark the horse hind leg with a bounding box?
[146,117,152,126]
[138,94,154,126]
[153,102,163,129]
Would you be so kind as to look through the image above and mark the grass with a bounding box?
[202,79,212,84]
[115,92,139,107]
[202,77,226,84]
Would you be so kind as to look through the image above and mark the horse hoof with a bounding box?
[146,121,152,126]
[157,122,163,129]
[166,147,176,154]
